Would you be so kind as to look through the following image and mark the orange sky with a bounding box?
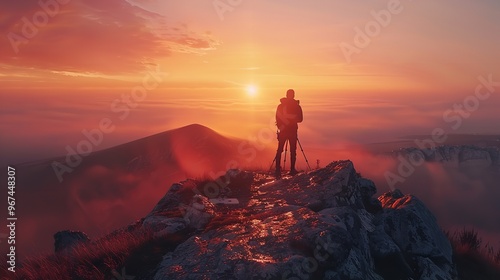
[1,0,500,164]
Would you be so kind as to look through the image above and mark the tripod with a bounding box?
[269,137,311,172]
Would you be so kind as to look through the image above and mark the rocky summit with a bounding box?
[134,160,456,280]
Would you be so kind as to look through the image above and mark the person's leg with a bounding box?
[289,130,298,174]
[275,133,286,176]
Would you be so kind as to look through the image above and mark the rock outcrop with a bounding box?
[139,160,456,280]
[378,190,455,279]
[391,145,500,168]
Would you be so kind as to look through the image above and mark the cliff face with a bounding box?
[139,160,455,280]
[391,145,500,169]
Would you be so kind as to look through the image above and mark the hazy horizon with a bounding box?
[2,89,499,165]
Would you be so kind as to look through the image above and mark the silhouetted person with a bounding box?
[275,89,303,177]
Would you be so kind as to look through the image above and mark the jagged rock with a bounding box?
[378,190,455,279]
[54,230,90,253]
[153,161,385,279]
[149,169,254,217]
[181,194,217,230]
[369,222,401,258]
[324,248,384,280]
[142,216,187,237]
[154,206,358,280]
[140,160,456,279]
[255,161,363,211]
[358,178,383,214]
[368,218,415,280]
[150,179,199,215]
[415,256,453,280]
[214,169,254,200]
[358,178,377,198]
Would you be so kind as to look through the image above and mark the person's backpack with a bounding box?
[276,98,303,129]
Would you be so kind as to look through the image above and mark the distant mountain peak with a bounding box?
[169,123,218,135]
[177,123,213,130]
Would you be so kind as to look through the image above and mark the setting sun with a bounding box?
[246,85,258,97]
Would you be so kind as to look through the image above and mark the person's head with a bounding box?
[286,89,295,99]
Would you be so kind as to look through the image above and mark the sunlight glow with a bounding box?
[246,84,258,97]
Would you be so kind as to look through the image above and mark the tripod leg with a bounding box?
[297,138,311,171]
[269,156,277,172]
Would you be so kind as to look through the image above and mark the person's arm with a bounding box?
[276,104,284,128]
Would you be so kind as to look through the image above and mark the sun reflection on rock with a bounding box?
[152,161,455,279]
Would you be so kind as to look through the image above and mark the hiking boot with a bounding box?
[288,169,298,176]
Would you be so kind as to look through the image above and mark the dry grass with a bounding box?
[447,228,500,280]
[0,228,174,280]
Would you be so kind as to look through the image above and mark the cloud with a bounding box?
[163,26,219,54]
[0,0,219,74]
